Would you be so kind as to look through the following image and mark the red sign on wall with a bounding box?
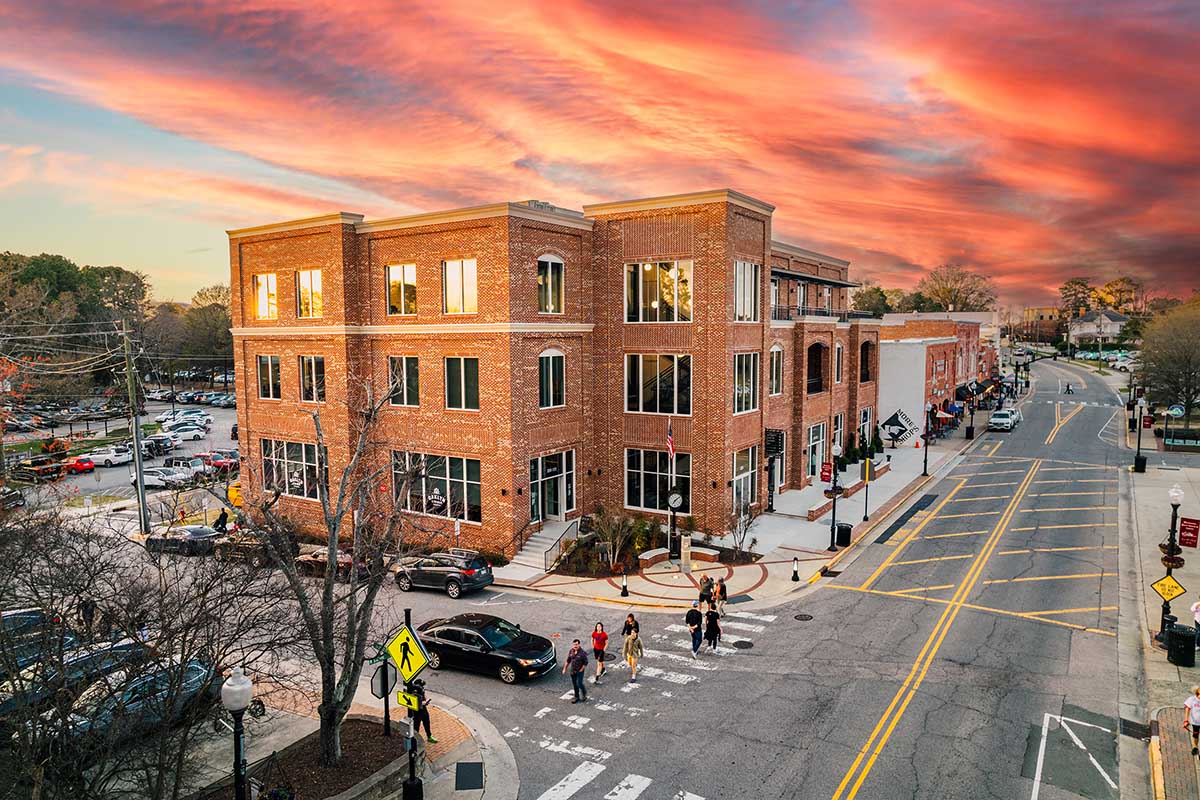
[1143,414,1154,429]
[820,462,833,483]
[1180,518,1200,549]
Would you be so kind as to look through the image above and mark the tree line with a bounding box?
[850,264,998,317]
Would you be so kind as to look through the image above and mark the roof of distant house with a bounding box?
[1074,309,1131,323]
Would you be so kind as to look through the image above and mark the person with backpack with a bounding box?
[591,622,608,684]
[704,601,722,654]
[698,575,714,607]
[715,577,728,617]
[562,639,589,703]
[685,602,703,658]
[622,628,644,683]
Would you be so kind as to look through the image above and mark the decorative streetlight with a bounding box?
[1159,484,1186,640]
[221,667,254,800]
[827,444,843,552]
[965,391,977,440]
[1134,397,1148,473]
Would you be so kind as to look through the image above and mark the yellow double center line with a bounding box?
[1045,403,1084,445]
[831,460,1042,800]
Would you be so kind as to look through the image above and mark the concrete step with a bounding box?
[509,555,545,570]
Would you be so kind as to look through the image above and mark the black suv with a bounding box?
[394,549,494,599]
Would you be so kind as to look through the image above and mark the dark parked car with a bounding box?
[294,549,371,582]
[0,487,26,511]
[213,530,299,568]
[0,637,149,719]
[143,525,221,557]
[0,611,81,683]
[395,550,494,599]
[13,456,64,483]
[416,614,556,684]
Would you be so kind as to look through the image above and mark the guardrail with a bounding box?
[544,519,580,573]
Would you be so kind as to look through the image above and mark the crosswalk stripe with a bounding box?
[642,649,718,670]
[672,792,706,800]
[604,774,652,799]
[536,762,607,800]
[637,665,699,684]
[727,611,777,622]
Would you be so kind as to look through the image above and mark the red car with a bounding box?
[196,452,237,473]
[62,456,96,475]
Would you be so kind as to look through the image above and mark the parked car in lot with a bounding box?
[988,409,1017,431]
[0,487,26,511]
[196,452,237,474]
[0,611,81,683]
[416,613,556,684]
[144,525,221,556]
[87,447,133,468]
[144,434,178,453]
[395,550,494,598]
[169,425,207,442]
[61,456,95,475]
[163,456,208,480]
[0,638,150,720]
[213,530,299,568]
[1009,408,1023,425]
[13,456,64,483]
[134,467,188,489]
[294,549,371,582]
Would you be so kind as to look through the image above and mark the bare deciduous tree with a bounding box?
[915,264,997,312]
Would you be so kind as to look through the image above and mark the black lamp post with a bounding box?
[220,667,253,800]
[1134,397,1148,473]
[827,444,843,552]
[965,393,976,440]
[921,404,932,477]
[1159,484,1185,640]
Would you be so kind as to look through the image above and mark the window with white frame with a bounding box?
[732,446,758,511]
[387,263,417,315]
[388,356,419,406]
[624,261,692,322]
[537,256,564,314]
[626,449,690,514]
[392,451,481,522]
[538,351,565,409]
[734,352,760,414]
[261,439,321,499]
[445,357,479,410]
[769,346,784,395]
[298,356,325,403]
[256,355,281,399]
[833,413,844,449]
[823,287,832,310]
[806,422,826,478]
[529,450,576,521]
[442,258,478,314]
[295,269,322,318]
[253,273,277,320]
[859,407,873,445]
[835,344,844,383]
[625,354,691,415]
[734,260,760,322]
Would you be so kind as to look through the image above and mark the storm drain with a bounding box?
[794,613,814,621]
[732,640,754,649]
[1120,718,1151,740]
[874,494,938,543]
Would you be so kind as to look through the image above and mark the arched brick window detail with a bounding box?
[806,343,827,395]
[860,341,875,383]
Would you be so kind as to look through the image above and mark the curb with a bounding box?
[428,690,518,800]
[1149,716,1165,800]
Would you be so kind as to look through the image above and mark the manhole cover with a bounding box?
[732,640,753,649]
[794,613,814,621]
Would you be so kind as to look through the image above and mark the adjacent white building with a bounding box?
[877,336,957,445]
[1068,310,1130,343]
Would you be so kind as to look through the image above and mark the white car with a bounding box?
[88,447,134,468]
[1010,408,1023,425]
[988,410,1016,431]
[164,456,207,479]
[134,467,188,488]
[1113,359,1136,372]
[169,426,207,441]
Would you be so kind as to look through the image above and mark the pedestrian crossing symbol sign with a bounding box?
[386,625,430,683]
[1152,574,1186,603]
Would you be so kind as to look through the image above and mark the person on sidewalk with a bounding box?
[698,575,714,607]
[622,628,643,682]
[686,601,703,658]
[622,613,639,638]
[412,679,437,744]
[704,601,722,654]
[213,508,229,533]
[591,622,608,684]
[715,577,728,617]
[563,639,588,703]
[1185,686,1200,755]
[1190,597,1200,645]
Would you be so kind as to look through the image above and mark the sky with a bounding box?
[0,0,1196,307]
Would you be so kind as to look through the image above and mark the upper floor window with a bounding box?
[298,355,326,403]
[860,341,874,382]
[387,263,417,316]
[769,346,784,395]
[806,343,826,394]
[537,256,564,314]
[835,344,844,383]
[296,269,322,318]
[442,258,478,314]
[823,287,832,310]
[256,355,281,399]
[539,350,565,409]
[732,445,758,512]
[734,261,760,322]
[445,356,479,410]
[626,354,691,415]
[625,261,692,323]
[262,438,321,500]
[253,274,277,320]
[388,356,419,406]
[734,352,760,414]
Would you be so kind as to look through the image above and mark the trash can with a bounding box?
[836,522,853,548]
[1169,624,1197,668]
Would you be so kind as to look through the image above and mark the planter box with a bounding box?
[691,547,720,563]
[638,548,670,568]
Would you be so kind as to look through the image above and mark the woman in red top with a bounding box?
[591,622,609,684]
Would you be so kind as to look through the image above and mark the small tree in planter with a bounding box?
[872,425,886,456]
[727,502,759,559]
[592,506,636,572]
[845,433,860,464]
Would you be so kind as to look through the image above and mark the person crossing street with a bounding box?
[715,577,728,617]
[686,601,703,658]
[704,602,722,654]
[591,622,608,684]
[563,639,589,703]
[622,628,643,683]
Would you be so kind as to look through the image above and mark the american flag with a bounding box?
[666,417,675,460]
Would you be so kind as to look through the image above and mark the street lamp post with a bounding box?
[922,404,932,477]
[827,444,843,552]
[221,667,254,800]
[965,393,977,440]
[1160,485,1185,639]
[1135,397,1148,473]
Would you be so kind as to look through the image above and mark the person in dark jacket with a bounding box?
[213,508,229,533]
[685,602,703,658]
[704,602,722,654]
[698,575,714,607]
[562,639,589,703]
[621,613,639,638]
[715,577,729,616]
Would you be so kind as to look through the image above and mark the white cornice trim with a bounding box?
[232,323,595,337]
[227,213,364,239]
[356,203,593,234]
[770,240,850,268]
[769,320,796,329]
[583,189,774,217]
[880,336,958,346]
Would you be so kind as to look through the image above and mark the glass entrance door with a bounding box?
[772,433,786,490]
[530,450,576,523]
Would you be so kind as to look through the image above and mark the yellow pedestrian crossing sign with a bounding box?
[386,625,430,683]
[1152,574,1186,603]
[397,691,420,711]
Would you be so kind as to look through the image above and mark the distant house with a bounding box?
[1068,309,1130,343]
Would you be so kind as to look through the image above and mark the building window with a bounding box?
[833,413,844,449]
[537,256,564,314]
[538,351,565,409]
[625,449,690,514]
[442,258,478,314]
[388,356,419,407]
[835,344,844,383]
[806,422,826,478]
[769,346,784,395]
[392,451,482,523]
[261,438,321,499]
[806,343,826,394]
[734,260,760,322]
[860,341,874,382]
[624,261,692,322]
[823,287,832,310]
[732,446,758,511]
[253,274,277,320]
[298,356,326,403]
[625,354,691,415]
[295,269,322,318]
[530,450,576,522]
[734,352,760,414]
[256,355,281,400]
[445,357,480,410]
[859,407,873,445]
[387,264,417,316]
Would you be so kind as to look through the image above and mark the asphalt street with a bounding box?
[389,358,1128,800]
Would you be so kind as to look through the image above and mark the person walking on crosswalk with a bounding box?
[622,628,643,682]
[591,622,609,684]
[715,577,728,617]
[704,602,722,654]
[563,639,589,704]
[622,613,639,638]
[686,601,703,658]
[1184,685,1200,755]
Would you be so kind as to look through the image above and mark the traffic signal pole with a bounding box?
[122,328,151,535]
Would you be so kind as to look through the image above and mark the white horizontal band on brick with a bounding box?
[231,323,596,337]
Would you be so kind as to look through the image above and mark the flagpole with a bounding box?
[668,416,675,558]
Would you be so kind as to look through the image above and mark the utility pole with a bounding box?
[122,328,151,535]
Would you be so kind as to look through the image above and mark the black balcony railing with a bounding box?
[770,305,878,322]
[806,377,824,395]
